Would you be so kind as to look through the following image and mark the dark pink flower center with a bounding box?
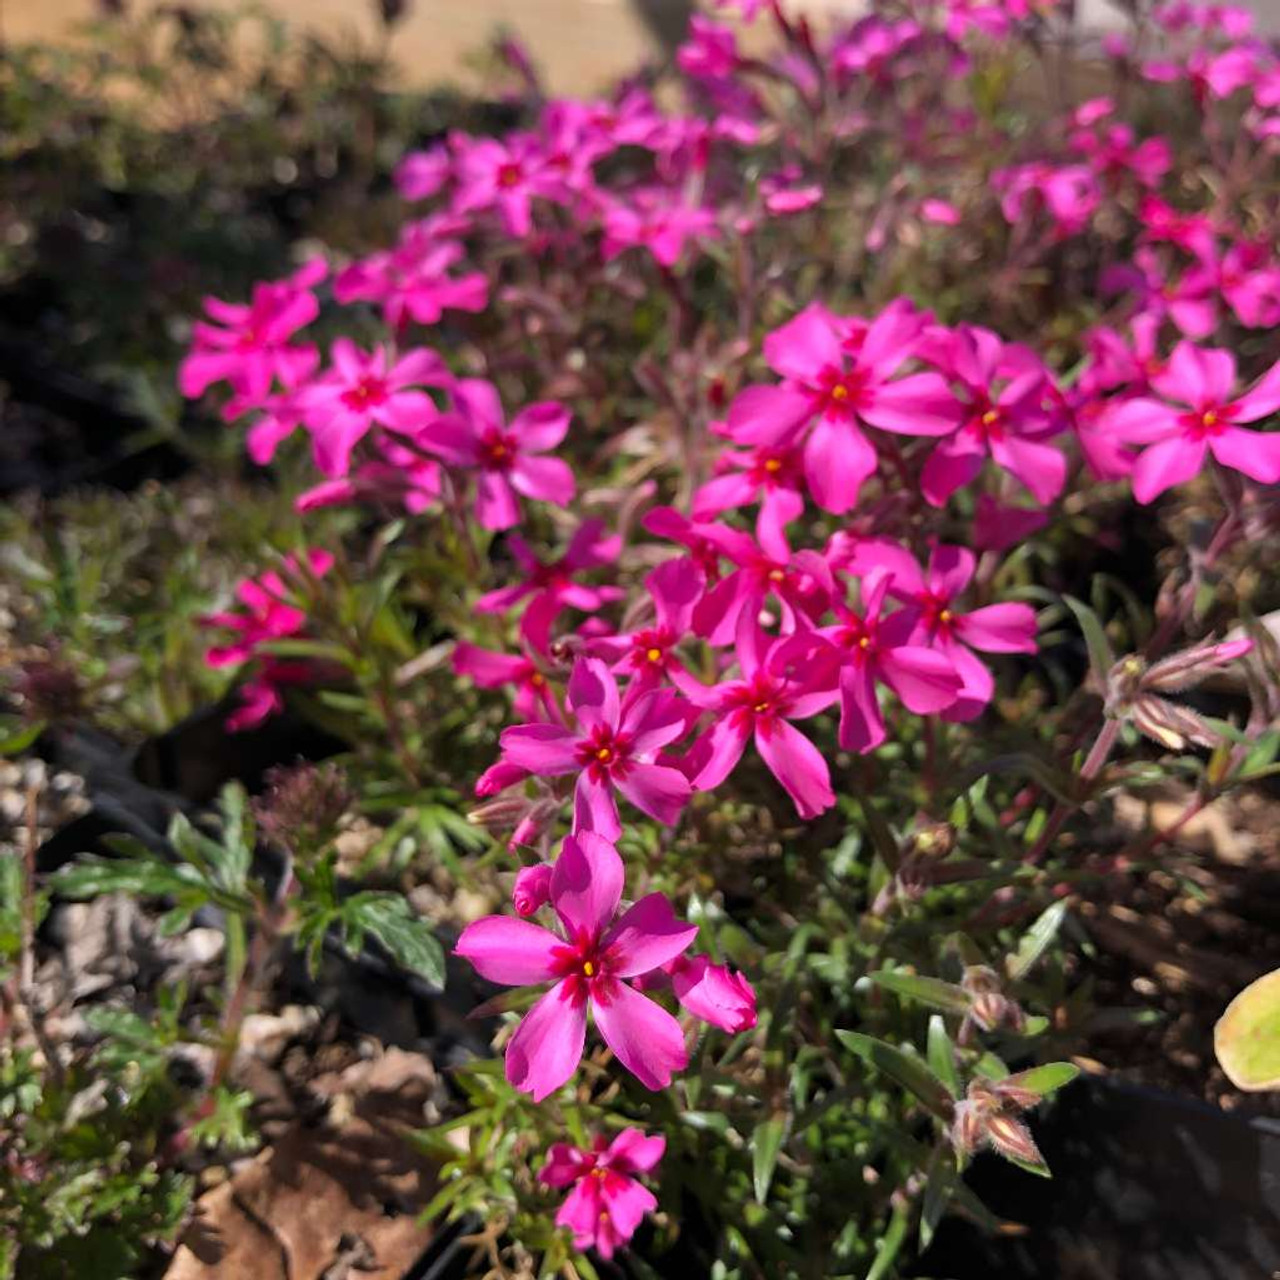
[970,400,1006,442]
[479,429,519,471]
[551,930,621,1005]
[748,447,800,489]
[837,615,879,662]
[1181,406,1229,439]
[816,365,868,419]
[727,672,785,723]
[342,375,389,411]
[920,592,956,637]
[630,627,672,670]
[575,724,633,779]
[497,162,524,188]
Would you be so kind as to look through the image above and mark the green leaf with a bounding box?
[927,1015,960,1098]
[1007,900,1069,981]
[0,719,45,756]
[869,970,972,1015]
[750,1115,786,1204]
[1215,968,1280,1090]
[1063,594,1116,689]
[836,1030,955,1118]
[341,893,445,987]
[919,1149,955,1252]
[1002,1062,1080,1098]
[865,1201,910,1280]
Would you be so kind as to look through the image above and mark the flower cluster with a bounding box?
[180,0,1280,1264]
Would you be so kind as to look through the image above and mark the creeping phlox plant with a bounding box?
[183,0,1280,1273]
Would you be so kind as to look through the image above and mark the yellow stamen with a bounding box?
[768,568,786,583]
[830,384,850,401]
[858,636,871,649]
[763,457,783,473]
[596,747,614,763]
[753,701,770,714]
[583,960,595,977]
[938,608,953,625]
[981,409,1000,427]
[646,647,663,663]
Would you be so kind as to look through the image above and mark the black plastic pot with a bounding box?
[918,1076,1280,1279]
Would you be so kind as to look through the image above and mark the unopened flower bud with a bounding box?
[1143,638,1252,694]
[986,1113,1044,1167]
[512,863,554,916]
[474,761,529,798]
[670,956,758,1032]
[950,1100,985,1156]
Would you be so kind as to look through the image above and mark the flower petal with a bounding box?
[506,980,587,1101]
[454,916,561,986]
[616,762,692,827]
[603,894,699,978]
[591,981,689,1090]
[552,831,624,938]
[753,717,835,818]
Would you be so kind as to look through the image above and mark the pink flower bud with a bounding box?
[512,863,553,916]
[671,956,758,1032]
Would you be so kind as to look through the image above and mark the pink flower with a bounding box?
[669,955,757,1032]
[972,496,1048,552]
[540,1129,665,1259]
[234,349,319,465]
[1100,247,1216,340]
[685,620,840,819]
[179,261,325,404]
[454,833,697,1098]
[201,550,334,731]
[395,143,452,200]
[1107,341,1280,502]
[992,162,1100,238]
[601,190,718,268]
[691,522,834,648]
[843,541,1037,719]
[676,16,740,80]
[920,198,961,226]
[333,219,488,330]
[819,569,963,753]
[299,340,448,477]
[499,658,692,839]
[917,325,1066,506]
[693,439,805,546]
[725,300,958,513]
[588,558,706,694]
[474,520,622,648]
[453,639,557,721]
[419,380,574,530]
[453,133,549,237]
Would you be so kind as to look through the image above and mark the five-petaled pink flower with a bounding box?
[685,618,840,819]
[818,568,963,754]
[539,1129,665,1259]
[725,300,959,513]
[300,340,449,478]
[843,541,1038,720]
[1105,341,1280,502]
[419,379,575,530]
[499,658,692,839]
[179,260,326,405]
[454,832,698,1099]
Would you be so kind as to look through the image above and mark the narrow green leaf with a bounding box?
[926,1015,961,1098]
[0,720,44,756]
[1063,594,1116,688]
[919,1149,955,1252]
[1003,1062,1080,1098]
[836,1030,955,1117]
[870,970,972,1015]
[1007,900,1069,981]
[865,1202,910,1280]
[751,1115,787,1204]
